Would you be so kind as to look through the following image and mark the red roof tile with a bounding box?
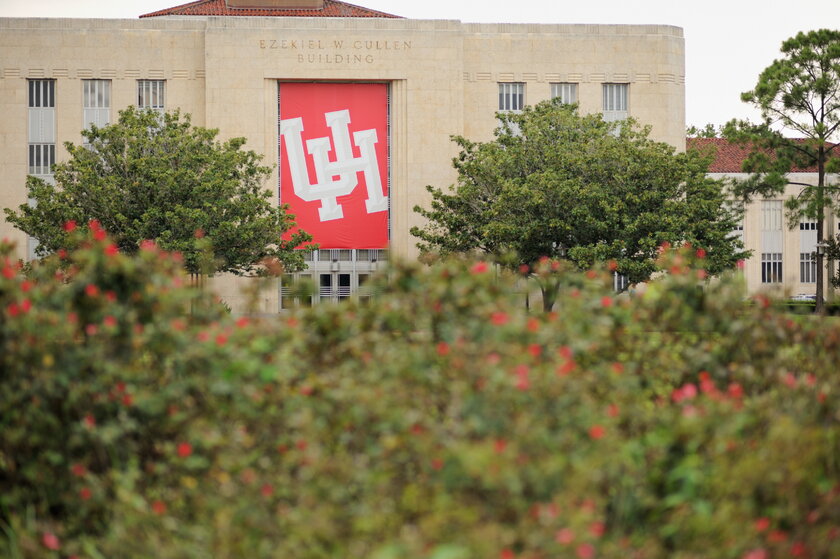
[687,137,836,173]
[140,0,401,18]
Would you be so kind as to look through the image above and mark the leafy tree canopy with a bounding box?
[5,107,312,276]
[412,100,746,308]
[722,29,840,309]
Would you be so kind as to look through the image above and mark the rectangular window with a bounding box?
[800,252,816,284]
[761,200,783,231]
[498,83,525,112]
[602,83,628,122]
[29,79,55,108]
[550,82,578,105]
[138,80,165,111]
[761,253,783,283]
[83,79,111,130]
[28,144,56,176]
[613,272,629,293]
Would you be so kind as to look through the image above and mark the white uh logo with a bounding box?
[280,110,387,222]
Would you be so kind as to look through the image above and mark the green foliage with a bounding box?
[4,106,312,276]
[686,123,722,138]
[412,100,746,309]
[1,231,839,559]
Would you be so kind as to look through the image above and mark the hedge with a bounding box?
[1,226,838,559]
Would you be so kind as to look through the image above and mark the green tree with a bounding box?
[686,123,721,138]
[4,106,312,276]
[412,100,746,310]
[723,29,840,313]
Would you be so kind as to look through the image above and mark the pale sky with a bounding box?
[1,0,838,129]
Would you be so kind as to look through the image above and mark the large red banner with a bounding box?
[279,82,389,249]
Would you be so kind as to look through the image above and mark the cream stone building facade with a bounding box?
[0,0,687,312]
[691,138,837,300]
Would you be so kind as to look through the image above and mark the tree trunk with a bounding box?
[816,145,826,315]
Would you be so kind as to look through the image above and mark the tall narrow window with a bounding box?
[28,79,56,175]
[83,79,111,130]
[760,200,784,284]
[799,220,817,283]
[550,82,578,105]
[498,83,525,112]
[138,80,165,112]
[602,83,628,122]
[761,253,783,283]
[28,79,56,260]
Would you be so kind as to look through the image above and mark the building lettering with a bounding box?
[259,37,412,64]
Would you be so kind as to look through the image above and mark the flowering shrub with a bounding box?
[1,231,838,559]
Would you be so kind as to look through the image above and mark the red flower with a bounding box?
[71,463,87,477]
[589,521,605,538]
[500,549,515,559]
[557,359,577,376]
[104,243,118,256]
[607,404,620,418]
[600,296,613,308]
[152,500,167,515]
[527,317,539,332]
[41,532,60,551]
[215,334,228,347]
[122,394,134,407]
[471,261,489,274]
[576,543,595,559]
[260,483,274,498]
[494,439,508,454]
[528,343,541,357]
[431,458,444,470]
[753,516,770,532]
[696,248,706,259]
[2,265,15,279]
[6,303,19,317]
[140,239,156,252]
[93,229,107,241]
[519,264,530,275]
[742,549,767,559]
[588,425,605,440]
[85,284,99,297]
[83,413,96,428]
[103,315,117,328]
[727,383,744,399]
[236,317,249,328]
[790,542,808,557]
[436,341,450,356]
[491,311,509,326]
[63,220,77,232]
[177,442,193,458]
[555,528,575,545]
[79,487,92,500]
[610,362,624,375]
[768,530,788,543]
[783,373,797,388]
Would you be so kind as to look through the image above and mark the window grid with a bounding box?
[29,79,55,108]
[550,83,578,105]
[498,83,525,112]
[761,200,783,231]
[602,83,628,111]
[138,80,165,110]
[800,252,816,284]
[83,80,111,133]
[28,144,56,176]
[761,253,783,284]
[799,221,817,231]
